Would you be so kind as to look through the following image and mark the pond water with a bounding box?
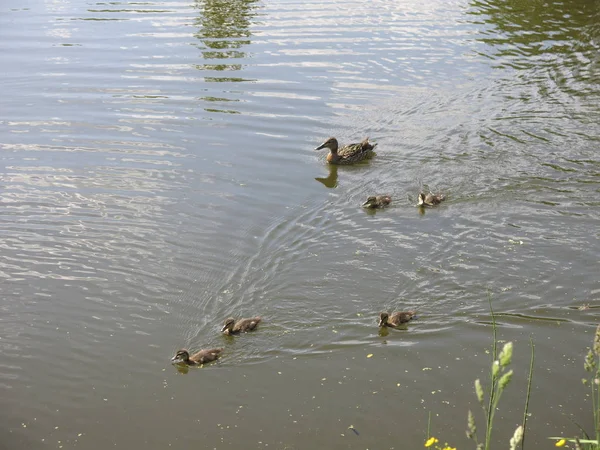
[1,0,599,448]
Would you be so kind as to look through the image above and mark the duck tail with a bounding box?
[361,137,377,150]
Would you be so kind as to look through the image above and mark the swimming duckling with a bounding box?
[378,311,417,328]
[418,192,445,207]
[362,195,392,209]
[170,348,223,365]
[315,137,376,165]
[221,317,262,335]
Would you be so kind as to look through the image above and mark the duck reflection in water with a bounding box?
[314,164,338,188]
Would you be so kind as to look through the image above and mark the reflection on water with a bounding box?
[314,164,338,188]
[193,0,260,113]
[469,0,600,100]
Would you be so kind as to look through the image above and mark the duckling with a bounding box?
[362,195,392,209]
[315,137,376,165]
[378,311,417,328]
[418,192,445,207]
[170,348,223,366]
[221,317,262,335]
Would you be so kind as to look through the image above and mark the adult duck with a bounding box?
[315,137,376,165]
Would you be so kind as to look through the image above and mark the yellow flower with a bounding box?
[425,437,439,447]
[442,447,456,450]
[555,439,566,447]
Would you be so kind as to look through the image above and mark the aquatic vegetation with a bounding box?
[425,300,600,449]
[427,295,534,450]
[424,436,456,450]
[549,324,600,449]
[425,436,439,447]
[465,338,527,450]
[464,296,534,450]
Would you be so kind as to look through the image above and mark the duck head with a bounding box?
[378,312,389,327]
[315,137,338,152]
[221,317,236,333]
[171,349,190,363]
[362,196,378,208]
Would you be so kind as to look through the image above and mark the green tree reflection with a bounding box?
[192,0,260,113]
[193,0,259,74]
[468,0,599,94]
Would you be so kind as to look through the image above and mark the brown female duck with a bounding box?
[418,192,445,206]
[315,137,376,165]
[170,348,223,365]
[362,195,392,209]
[378,311,417,328]
[221,317,262,335]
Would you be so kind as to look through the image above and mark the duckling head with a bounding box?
[362,196,378,208]
[315,137,338,152]
[221,317,236,333]
[417,192,427,206]
[378,312,389,327]
[171,349,190,363]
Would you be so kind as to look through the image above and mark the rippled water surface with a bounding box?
[1,0,599,448]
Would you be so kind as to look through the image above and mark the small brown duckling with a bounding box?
[362,195,392,209]
[378,311,417,328]
[315,137,376,165]
[221,317,262,335]
[418,192,445,207]
[170,348,223,365]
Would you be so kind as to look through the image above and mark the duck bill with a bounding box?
[378,319,385,327]
[314,142,327,151]
[170,355,181,362]
[362,200,372,208]
[220,324,229,332]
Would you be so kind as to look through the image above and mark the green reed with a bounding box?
[465,294,533,450]
[550,324,600,449]
[427,295,534,450]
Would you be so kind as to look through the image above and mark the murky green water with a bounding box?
[1,0,599,448]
